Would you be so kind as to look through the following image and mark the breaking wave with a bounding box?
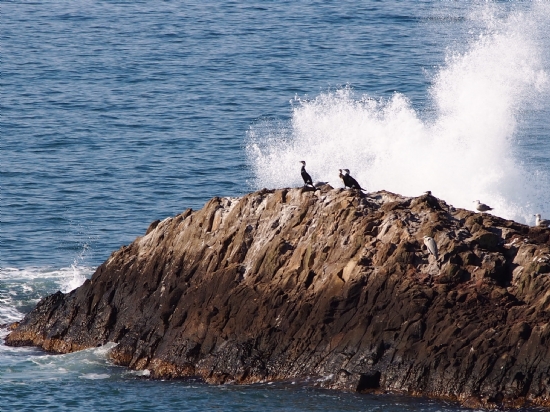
[246,1,550,224]
[0,265,92,325]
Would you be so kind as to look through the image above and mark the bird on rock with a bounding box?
[534,214,550,228]
[339,169,365,192]
[423,236,438,260]
[474,200,493,213]
[299,161,313,187]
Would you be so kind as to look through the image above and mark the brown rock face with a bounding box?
[5,188,550,409]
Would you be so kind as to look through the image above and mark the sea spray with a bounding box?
[246,1,550,224]
[0,266,92,325]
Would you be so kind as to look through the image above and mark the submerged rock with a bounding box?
[6,188,550,409]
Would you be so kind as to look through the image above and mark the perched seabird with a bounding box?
[424,191,432,196]
[423,236,438,260]
[534,214,550,228]
[474,200,493,212]
[300,161,313,187]
[339,169,365,191]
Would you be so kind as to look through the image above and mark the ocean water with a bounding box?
[1,1,549,410]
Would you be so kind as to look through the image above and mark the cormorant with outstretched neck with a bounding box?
[339,169,364,191]
[300,161,313,187]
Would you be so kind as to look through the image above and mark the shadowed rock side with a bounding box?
[6,188,550,409]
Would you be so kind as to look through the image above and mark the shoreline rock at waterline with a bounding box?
[6,187,550,409]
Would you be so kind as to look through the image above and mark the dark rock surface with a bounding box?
[6,188,550,409]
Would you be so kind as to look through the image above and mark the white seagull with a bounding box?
[534,214,550,228]
[474,200,493,212]
[423,236,438,260]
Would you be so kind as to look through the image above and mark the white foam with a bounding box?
[1,342,119,383]
[0,265,94,325]
[246,2,550,224]
[126,368,151,377]
[79,373,111,380]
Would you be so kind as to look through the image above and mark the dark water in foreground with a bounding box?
[1,1,549,410]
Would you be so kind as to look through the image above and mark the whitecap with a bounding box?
[79,373,111,380]
[0,265,94,325]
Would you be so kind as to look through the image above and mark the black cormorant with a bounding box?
[300,161,313,186]
[339,169,364,191]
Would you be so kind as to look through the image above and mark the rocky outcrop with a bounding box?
[6,187,550,409]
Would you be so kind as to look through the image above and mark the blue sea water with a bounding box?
[1,1,549,410]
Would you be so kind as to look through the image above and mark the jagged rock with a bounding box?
[5,188,550,409]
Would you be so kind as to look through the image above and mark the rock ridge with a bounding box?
[6,187,550,409]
